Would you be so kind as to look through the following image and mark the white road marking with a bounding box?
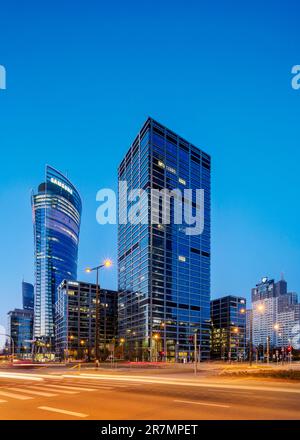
[63,381,119,389]
[174,399,231,408]
[66,374,300,395]
[9,387,57,397]
[0,373,43,381]
[28,385,79,395]
[40,384,97,392]
[38,406,88,418]
[0,390,33,400]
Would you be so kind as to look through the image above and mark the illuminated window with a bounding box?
[166,165,176,174]
[178,255,186,262]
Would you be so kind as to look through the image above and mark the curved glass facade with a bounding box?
[32,166,82,339]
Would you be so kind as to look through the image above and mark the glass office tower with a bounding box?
[118,118,211,361]
[22,281,34,310]
[8,308,34,358]
[32,166,82,342]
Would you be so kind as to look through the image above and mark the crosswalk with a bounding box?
[0,377,141,408]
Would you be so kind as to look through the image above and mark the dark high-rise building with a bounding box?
[211,295,246,361]
[8,308,34,358]
[55,280,118,361]
[22,281,34,310]
[118,118,211,361]
[251,277,287,302]
[32,166,82,341]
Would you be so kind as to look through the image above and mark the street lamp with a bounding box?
[274,323,286,364]
[249,303,265,366]
[85,259,112,365]
[160,322,167,362]
[153,333,160,362]
[119,337,125,359]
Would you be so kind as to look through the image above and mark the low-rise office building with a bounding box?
[7,308,34,358]
[55,280,117,360]
[211,295,246,361]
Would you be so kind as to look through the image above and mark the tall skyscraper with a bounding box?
[118,118,211,361]
[211,295,246,360]
[22,281,34,310]
[32,166,82,342]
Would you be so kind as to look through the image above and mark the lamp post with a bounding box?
[153,333,160,362]
[250,303,265,366]
[233,327,239,361]
[120,337,125,360]
[266,336,270,364]
[274,323,285,364]
[160,322,167,362]
[85,259,112,366]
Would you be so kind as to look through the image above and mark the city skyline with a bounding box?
[0,129,299,330]
[1,2,300,331]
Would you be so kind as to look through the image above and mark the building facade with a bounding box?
[8,308,34,358]
[252,276,299,351]
[276,292,300,349]
[22,281,34,310]
[32,166,82,342]
[211,295,246,360]
[55,280,118,361]
[118,117,211,361]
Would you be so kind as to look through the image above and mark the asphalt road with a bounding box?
[0,370,300,420]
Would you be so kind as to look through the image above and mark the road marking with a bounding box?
[174,399,231,408]
[66,374,300,395]
[38,406,88,418]
[0,399,7,403]
[0,373,43,382]
[0,390,33,400]
[40,384,97,392]
[67,384,114,390]
[9,387,57,397]
[62,381,116,389]
[28,385,79,395]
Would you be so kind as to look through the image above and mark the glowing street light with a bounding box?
[85,259,112,365]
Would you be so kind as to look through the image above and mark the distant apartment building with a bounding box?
[251,276,299,350]
[55,280,118,360]
[211,295,246,360]
[7,308,33,358]
[276,292,300,348]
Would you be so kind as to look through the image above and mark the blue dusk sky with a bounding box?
[0,0,299,330]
